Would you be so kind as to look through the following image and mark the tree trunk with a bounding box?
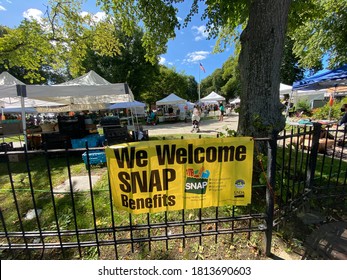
[238,0,292,137]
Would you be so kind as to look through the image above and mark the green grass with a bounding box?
[1,135,25,143]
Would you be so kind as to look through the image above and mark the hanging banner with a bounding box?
[106,137,254,214]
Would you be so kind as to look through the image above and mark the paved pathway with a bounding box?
[142,114,239,136]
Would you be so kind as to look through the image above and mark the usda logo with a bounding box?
[235,179,245,189]
[234,179,246,198]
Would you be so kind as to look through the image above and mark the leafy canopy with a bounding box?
[289,0,347,69]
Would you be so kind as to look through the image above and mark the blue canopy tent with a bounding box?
[292,64,347,91]
[292,64,347,119]
[2,107,37,114]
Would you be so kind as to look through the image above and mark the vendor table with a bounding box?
[163,114,178,122]
[286,119,337,127]
[286,119,337,153]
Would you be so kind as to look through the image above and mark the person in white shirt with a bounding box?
[191,105,201,132]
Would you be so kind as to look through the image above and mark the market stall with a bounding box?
[0,71,135,150]
[108,100,148,141]
[108,100,146,124]
[155,93,188,122]
[200,91,225,104]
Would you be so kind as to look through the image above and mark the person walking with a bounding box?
[219,103,225,121]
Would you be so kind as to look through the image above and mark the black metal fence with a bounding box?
[275,124,347,219]
[0,124,346,259]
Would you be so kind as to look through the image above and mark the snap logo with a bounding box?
[185,167,210,195]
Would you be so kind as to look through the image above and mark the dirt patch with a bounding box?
[54,176,100,193]
[95,232,303,260]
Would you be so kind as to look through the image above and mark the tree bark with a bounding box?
[238,0,292,137]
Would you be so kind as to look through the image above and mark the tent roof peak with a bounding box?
[59,70,112,86]
[0,72,25,86]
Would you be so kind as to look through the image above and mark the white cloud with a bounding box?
[80,11,89,18]
[192,25,208,41]
[23,8,43,23]
[0,5,6,11]
[93,11,106,22]
[159,56,175,67]
[81,11,107,25]
[159,57,166,65]
[184,51,209,63]
[6,0,13,3]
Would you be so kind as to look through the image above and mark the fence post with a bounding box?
[265,131,277,257]
[306,123,322,189]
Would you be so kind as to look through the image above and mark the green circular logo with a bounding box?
[235,179,245,189]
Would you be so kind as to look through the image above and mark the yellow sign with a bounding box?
[106,137,254,214]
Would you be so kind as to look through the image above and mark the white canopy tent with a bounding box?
[1,97,64,108]
[280,85,327,108]
[0,74,63,113]
[279,83,293,96]
[0,71,135,147]
[29,71,134,109]
[35,103,111,113]
[109,100,146,118]
[0,71,25,87]
[0,71,134,105]
[200,91,225,103]
[156,93,188,121]
[292,89,327,104]
[156,93,187,106]
[278,81,327,114]
[178,101,195,111]
[1,98,64,115]
[108,100,146,110]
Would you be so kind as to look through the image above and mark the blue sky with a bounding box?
[0,0,233,82]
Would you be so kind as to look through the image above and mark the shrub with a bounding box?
[295,99,311,115]
[312,97,347,121]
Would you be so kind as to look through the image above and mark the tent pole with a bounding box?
[128,95,137,140]
[20,96,28,150]
[132,107,140,141]
[285,90,294,119]
[1,107,3,120]
[17,85,28,151]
